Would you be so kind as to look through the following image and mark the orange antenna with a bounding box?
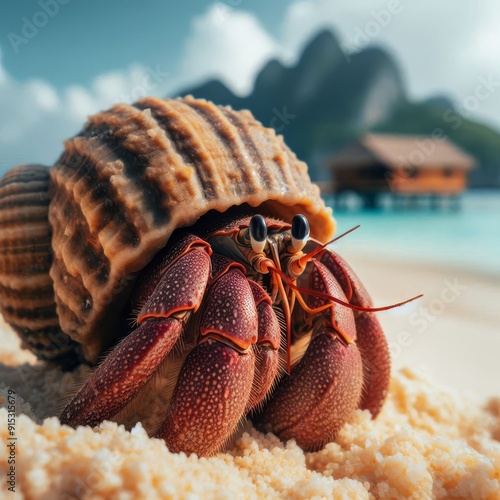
[269,263,422,314]
[298,225,361,267]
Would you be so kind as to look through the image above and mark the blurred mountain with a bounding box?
[183,79,238,106]
[178,29,500,187]
[421,95,455,109]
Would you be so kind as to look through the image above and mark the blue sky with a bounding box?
[0,0,287,88]
[1,0,499,168]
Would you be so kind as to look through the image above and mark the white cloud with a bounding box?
[179,3,281,95]
[0,48,173,167]
[28,80,59,111]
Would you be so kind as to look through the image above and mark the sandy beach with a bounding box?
[0,252,499,498]
[345,251,500,402]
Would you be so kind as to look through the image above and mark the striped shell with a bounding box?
[0,165,78,363]
[0,96,334,364]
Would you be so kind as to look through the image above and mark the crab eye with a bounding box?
[291,214,310,251]
[249,214,267,253]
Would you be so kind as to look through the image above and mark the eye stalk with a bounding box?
[291,214,310,251]
[249,214,268,253]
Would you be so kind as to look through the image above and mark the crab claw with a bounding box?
[256,329,362,451]
[156,340,255,455]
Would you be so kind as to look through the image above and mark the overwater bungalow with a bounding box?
[328,133,475,209]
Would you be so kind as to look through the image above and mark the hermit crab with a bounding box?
[0,96,413,456]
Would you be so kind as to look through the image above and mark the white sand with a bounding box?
[346,251,500,402]
[0,254,499,499]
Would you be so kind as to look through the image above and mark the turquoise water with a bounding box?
[328,191,500,276]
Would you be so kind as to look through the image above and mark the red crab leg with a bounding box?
[60,238,211,428]
[155,258,258,455]
[254,260,363,451]
[319,250,391,417]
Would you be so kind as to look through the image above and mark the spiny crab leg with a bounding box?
[60,242,211,428]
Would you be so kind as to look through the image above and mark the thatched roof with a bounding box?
[330,133,475,170]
